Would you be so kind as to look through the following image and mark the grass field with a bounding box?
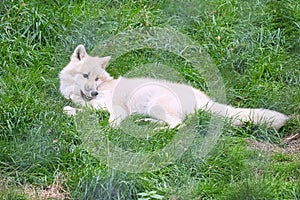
[1,0,300,199]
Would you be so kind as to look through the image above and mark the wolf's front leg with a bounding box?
[69,94,86,105]
[63,106,78,116]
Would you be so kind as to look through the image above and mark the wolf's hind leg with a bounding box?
[146,99,184,128]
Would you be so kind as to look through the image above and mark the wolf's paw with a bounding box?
[63,106,77,116]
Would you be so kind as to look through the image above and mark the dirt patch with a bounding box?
[248,132,300,155]
[0,173,70,200]
[282,132,300,154]
[24,182,70,200]
[24,173,70,200]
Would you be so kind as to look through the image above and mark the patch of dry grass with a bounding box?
[1,173,70,200]
[248,132,300,155]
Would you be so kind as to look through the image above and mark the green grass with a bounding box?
[1,0,300,199]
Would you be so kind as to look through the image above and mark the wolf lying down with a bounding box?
[59,45,290,129]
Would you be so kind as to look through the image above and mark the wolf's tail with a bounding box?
[194,90,290,129]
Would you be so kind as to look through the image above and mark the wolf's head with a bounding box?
[59,45,112,102]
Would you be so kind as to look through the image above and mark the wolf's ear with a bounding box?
[71,45,87,61]
[101,56,111,69]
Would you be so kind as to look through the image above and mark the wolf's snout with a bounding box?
[91,91,98,97]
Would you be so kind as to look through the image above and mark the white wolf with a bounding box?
[59,45,290,129]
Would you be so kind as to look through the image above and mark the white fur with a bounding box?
[59,45,290,129]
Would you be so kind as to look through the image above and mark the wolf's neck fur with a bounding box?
[98,77,119,91]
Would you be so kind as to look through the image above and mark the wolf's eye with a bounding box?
[95,77,99,81]
[83,74,89,78]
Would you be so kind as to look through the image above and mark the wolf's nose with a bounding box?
[91,91,98,97]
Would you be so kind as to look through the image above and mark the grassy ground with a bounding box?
[1,0,300,199]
